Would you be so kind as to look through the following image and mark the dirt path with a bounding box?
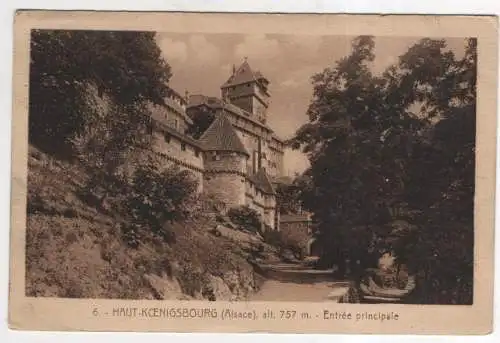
[251,280,337,301]
[251,262,351,302]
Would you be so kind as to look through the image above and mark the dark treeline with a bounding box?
[289,36,476,305]
[29,30,171,156]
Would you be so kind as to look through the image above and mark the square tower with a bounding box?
[220,58,270,124]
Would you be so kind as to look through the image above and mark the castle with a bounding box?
[147,59,286,230]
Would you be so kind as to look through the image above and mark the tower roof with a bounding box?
[252,167,276,195]
[198,113,249,156]
[221,59,268,89]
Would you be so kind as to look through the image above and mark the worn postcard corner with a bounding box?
[8,11,498,335]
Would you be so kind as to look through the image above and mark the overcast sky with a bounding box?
[156,33,466,176]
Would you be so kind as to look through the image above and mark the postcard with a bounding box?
[8,11,498,334]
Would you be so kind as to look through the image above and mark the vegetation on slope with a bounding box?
[26,145,267,300]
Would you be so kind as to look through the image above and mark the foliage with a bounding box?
[261,229,282,247]
[261,229,304,260]
[72,100,153,209]
[275,173,313,215]
[227,205,263,233]
[29,29,171,155]
[125,161,199,241]
[186,106,216,139]
[290,36,476,304]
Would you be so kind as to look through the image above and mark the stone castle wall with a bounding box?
[268,143,285,177]
[152,130,204,192]
[149,103,190,134]
[150,123,279,229]
[203,152,247,208]
[204,173,247,208]
[216,107,284,178]
[87,82,279,226]
[244,180,276,230]
[203,151,247,173]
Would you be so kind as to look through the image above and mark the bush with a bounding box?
[227,206,262,233]
[125,161,199,240]
[262,229,305,260]
[261,229,283,247]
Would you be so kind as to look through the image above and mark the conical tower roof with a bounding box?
[198,113,249,156]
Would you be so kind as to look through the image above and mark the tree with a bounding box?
[275,173,312,214]
[391,38,477,304]
[289,36,397,275]
[125,161,199,242]
[29,30,172,155]
[227,205,263,233]
[290,36,476,304]
[186,106,216,139]
[72,100,153,209]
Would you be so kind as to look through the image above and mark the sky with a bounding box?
[156,33,466,176]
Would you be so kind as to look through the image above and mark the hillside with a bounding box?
[25,145,280,301]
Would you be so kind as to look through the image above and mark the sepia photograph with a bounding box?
[8,12,497,334]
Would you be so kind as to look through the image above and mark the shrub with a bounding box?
[262,229,305,260]
[261,229,283,247]
[125,161,199,240]
[72,101,152,211]
[227,206,262,233]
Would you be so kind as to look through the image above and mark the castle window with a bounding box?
[181,143,186,151]
[174,119,179,130]
[164,134,171,143]
[195,149,200,157]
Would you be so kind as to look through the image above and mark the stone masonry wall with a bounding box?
[203,152,247,207]
[203,152,247,173]
[223,111,283,178]
[152,131,204,192]
[149,103,189,134]
[204,173,246,207]
[244,180,277,230]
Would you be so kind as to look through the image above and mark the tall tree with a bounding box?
[391,38,477,304]
[29,30,172,155]
[289,36,396,274]
[290,36,476,304]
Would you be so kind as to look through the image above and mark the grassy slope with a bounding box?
[26,145,269,300]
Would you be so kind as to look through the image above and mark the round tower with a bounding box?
[198,113,249,208]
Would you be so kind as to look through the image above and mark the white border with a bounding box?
[1,1,499,342]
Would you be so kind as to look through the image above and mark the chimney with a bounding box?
[184,90,189,101]
[232,64,236,74]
